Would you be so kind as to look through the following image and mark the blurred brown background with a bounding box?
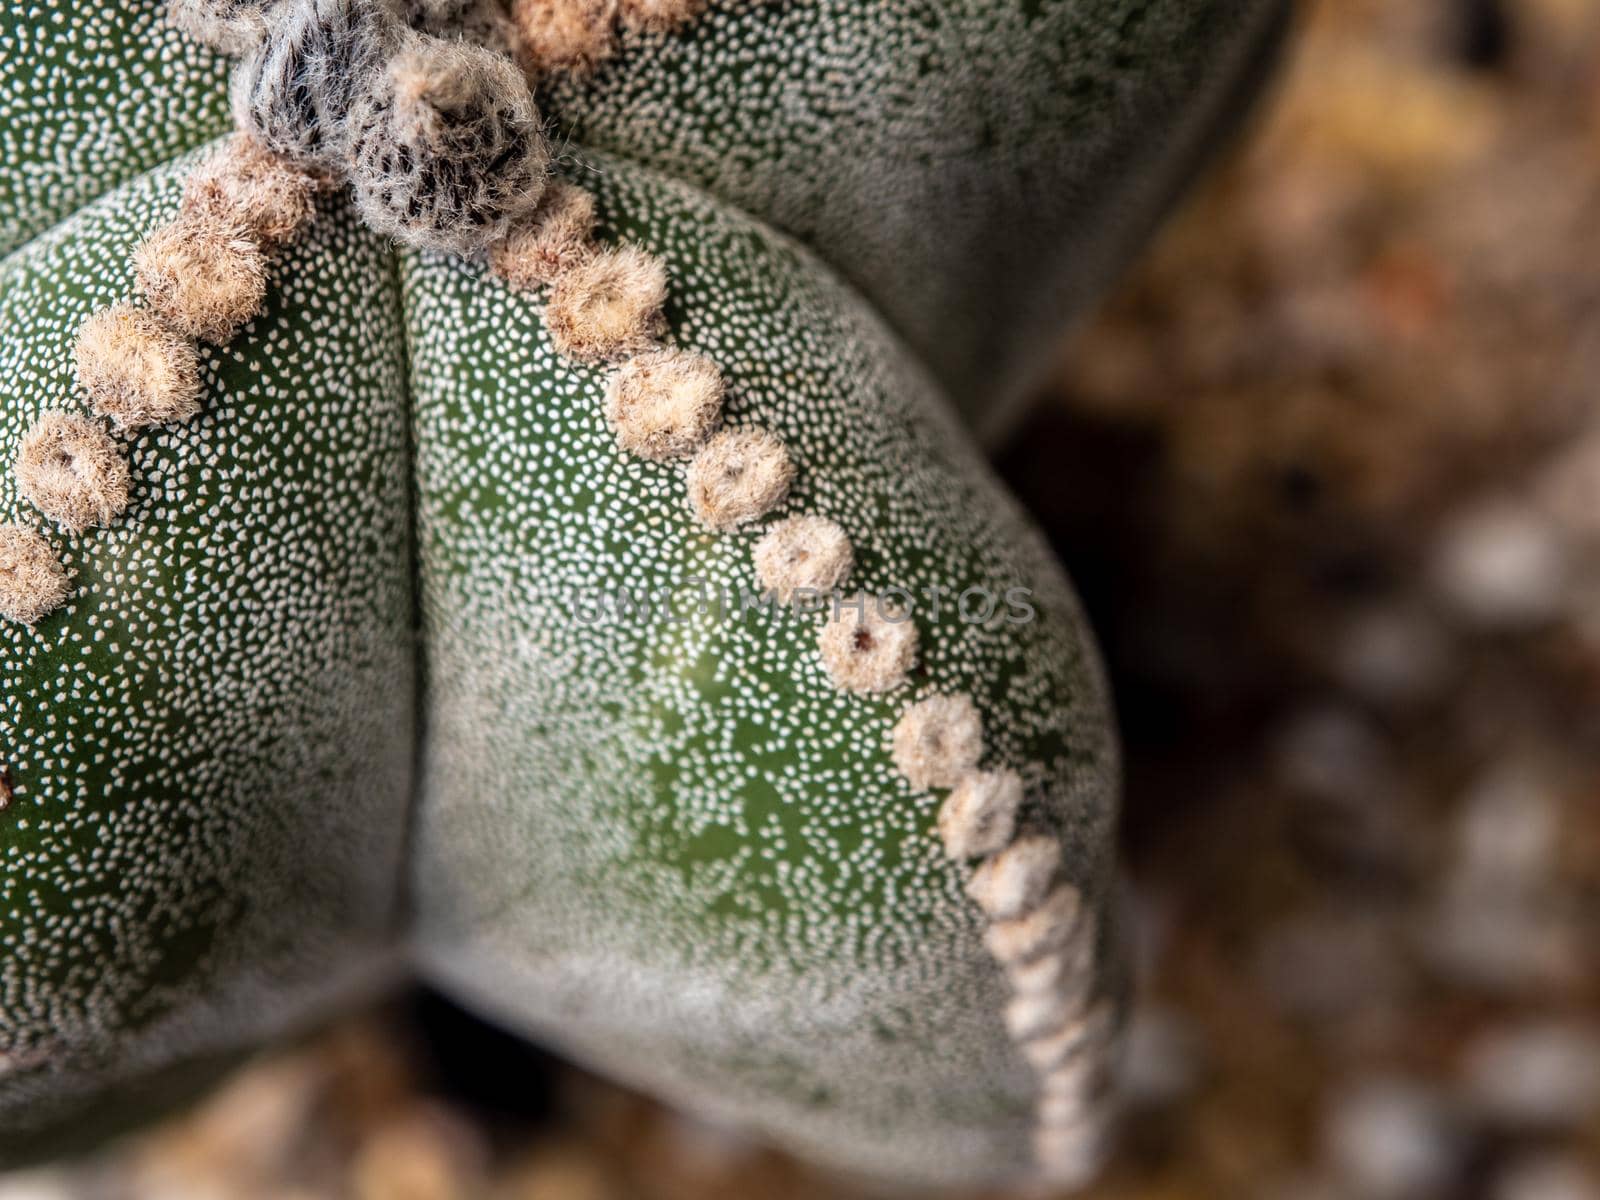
[7,0,1597,1195]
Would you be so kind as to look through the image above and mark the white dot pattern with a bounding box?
[405,152,1116,1187]
[0,1,232,258]
[547,0,1289,423]
[0,149,414,1158]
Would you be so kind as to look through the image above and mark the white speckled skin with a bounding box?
[404,152,1117,1185]
[0,0,1280,1182]
[0,0,1290,431]
[0,157,415,1162]
[547,0,1290,435]
[0,7,232,257]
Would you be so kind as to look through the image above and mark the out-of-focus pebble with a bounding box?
[1255,912,1406,1022]
[0,1173,79,1200]
[1451,761,1561,888]
[1273,708,1396,802]
[1536,431,1600,543]
[1333,605,1453,707]
[349,1104,487,1200]
[1322,1077,1466,1200]
[1257,1171,1357,1200]
[1418,886,1579,994]
[1119,1006,1206,1107]
[1460,1021,1600,1131]
[1430,499,1569,630]
[499,1141,620,1200]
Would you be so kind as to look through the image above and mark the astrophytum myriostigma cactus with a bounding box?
[0,0,1284,1187]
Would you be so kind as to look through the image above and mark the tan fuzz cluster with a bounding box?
[546,245,668,361]
[971,845,1112,1183]
[984,882,1083,965]
[14,413,132,535]
[1007,972,1093,1043]
[182,133,320,247]
[753,515,853,604]
[511,0,619,75]
[875,681,1112,1179]
[605,348,724,461]
[890,693,983,788]
[685,427,794,530]
[998,869,1114,1182]
[489,181,600,291]
[818,595,918,694]
[966,832,1059,920]
[133,212,269,343]
[11,136,316,620]
[74,304,203,432]
[0,523,70,626]
[618,0,708,34]
[1026,1000,1114,1086]
[510,0,708,71]
[938,767,1022,860]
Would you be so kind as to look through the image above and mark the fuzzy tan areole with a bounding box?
[0,0,1286,1187]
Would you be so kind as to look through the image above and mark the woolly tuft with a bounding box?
[488,180,598,291]
[14,413,132,535]
[511,0,618,75]
[1006,989,1080,1045]
[545,244,668,361]
[604,348,723,462]
[966,833,1061,922]
[754,514,853,604]
[409,0,525,57]
[1038,1051,1110,1107]
[166,0,274,55]
[1007,948,1074,997]
[1013,920,1094,994]
[1021,999,1113,1075]
[617,0,706,35]
[183,133,320,246]
[74,304,203,432]
[891,693,983,789]
[347,30,551,254]
[937,767,1022,860]
[134,213,269,344]
[0,524,70,626]
[231,0,399,170]
[983,884,1084,967]
[818,595,917,695]
[685,427,794,531]
[1033,1116,1110,1190]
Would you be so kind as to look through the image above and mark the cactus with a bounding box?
[0,0,1282,1187]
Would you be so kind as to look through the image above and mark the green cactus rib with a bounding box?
[404,147,1118,1185]
[0,156,415,1162]
[546,0,1290,432]
[0,5,232,258]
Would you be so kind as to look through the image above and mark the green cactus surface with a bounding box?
[0,157,415,1163]
[546,0,1290,435]
[406,151,1118,1184]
